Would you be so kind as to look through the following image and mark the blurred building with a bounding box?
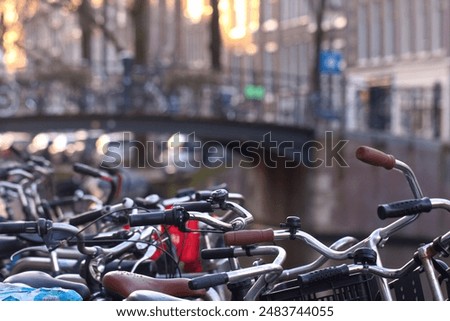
[177,0,347,126]
[344,0,450,141]
[2,0,449,141]
[179,0,449,142]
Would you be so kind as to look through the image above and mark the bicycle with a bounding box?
[185,146,450,301]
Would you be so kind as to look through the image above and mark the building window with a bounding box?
[280,45,289,81]
[398,86,436,138]
[430,0,442,52]
[399,0,411,55]
[230,55,241,87]
[262,0,273,21]
[414,0,425,53]
[368,86,391,131]
[280,0,290,22]
[300,0,309,16]
[280,0,306,22]
[369,1,381,59]
[243,55,254,85]
[263,51,274,92]
[299,42,309,78]
[357,3,368,60]
[383,0,394,57]
[289,45,299,80]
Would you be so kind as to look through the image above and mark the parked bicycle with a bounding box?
[1,144,449,301]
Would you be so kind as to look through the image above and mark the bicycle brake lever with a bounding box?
[131,244,157,273]
[10,245,49,262]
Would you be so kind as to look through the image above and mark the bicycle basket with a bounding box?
[261,273,380,301]
[389,259,450,301]
[389,268,424,301]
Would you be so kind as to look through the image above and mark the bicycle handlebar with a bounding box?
[69,208,104,226]
[0,218,51,235]
[173,201,214,213]
[271,232,450,300]
[297,259,420,286]
[0,217,153,260]
[222,228,362,261]
[195,190,245,204]
[378,197,433,219]
[189,246,285,290]
[73,163,112,181]
[128,207,188,227]
[355,145,425,239]
[224,229,274,246]
[0,164,36,180]
[298,264,350,286]
[378,197,450,219]
[69,198,134,226]
[201,248,235,260]
[0,218,96,255]
[223,194,449,263]
[355,146,396,170]
[188,273,229,290]
[73,163,118,204]
[129,200,253,231]
[134,195,163,210]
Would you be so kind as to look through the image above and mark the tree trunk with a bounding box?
[78,0,93,64]
[130,0,150,66]
[209,0,221,71]
[310,0,326,95]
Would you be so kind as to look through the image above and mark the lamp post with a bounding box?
[309,0,346,124]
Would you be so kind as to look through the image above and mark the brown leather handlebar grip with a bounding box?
[224,229,274,246]
[355,146,395,170]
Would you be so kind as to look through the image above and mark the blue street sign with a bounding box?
[319,50,343,74]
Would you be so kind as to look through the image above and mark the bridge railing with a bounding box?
[0,65,344,129]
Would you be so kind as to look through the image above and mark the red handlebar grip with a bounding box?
[355,146,395,170]
[224,229,274,246]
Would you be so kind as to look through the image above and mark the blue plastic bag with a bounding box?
[0,283,82,301]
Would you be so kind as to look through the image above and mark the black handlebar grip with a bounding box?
[69,208,103,226]
[201,248,235,260]
[188,272,229,290]
[224,229,274,246]
[377,197,432,220]
[46,197,77,208]
[298,264,350,286]
[128,208,187,227]
[177,201,214,213]
[0,221,38,234]
[128,211,166,227]
[355,146,396,170]
[195,190,212,201]
[73,163,106,179]
[0,168,8,180]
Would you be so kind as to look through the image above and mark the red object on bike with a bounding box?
[149,204,202,273]
[167,221,202,273]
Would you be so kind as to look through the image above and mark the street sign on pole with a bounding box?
[319,50,343,74]
[244,84,265,100]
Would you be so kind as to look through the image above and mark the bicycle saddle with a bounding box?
[102,270,206,299]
